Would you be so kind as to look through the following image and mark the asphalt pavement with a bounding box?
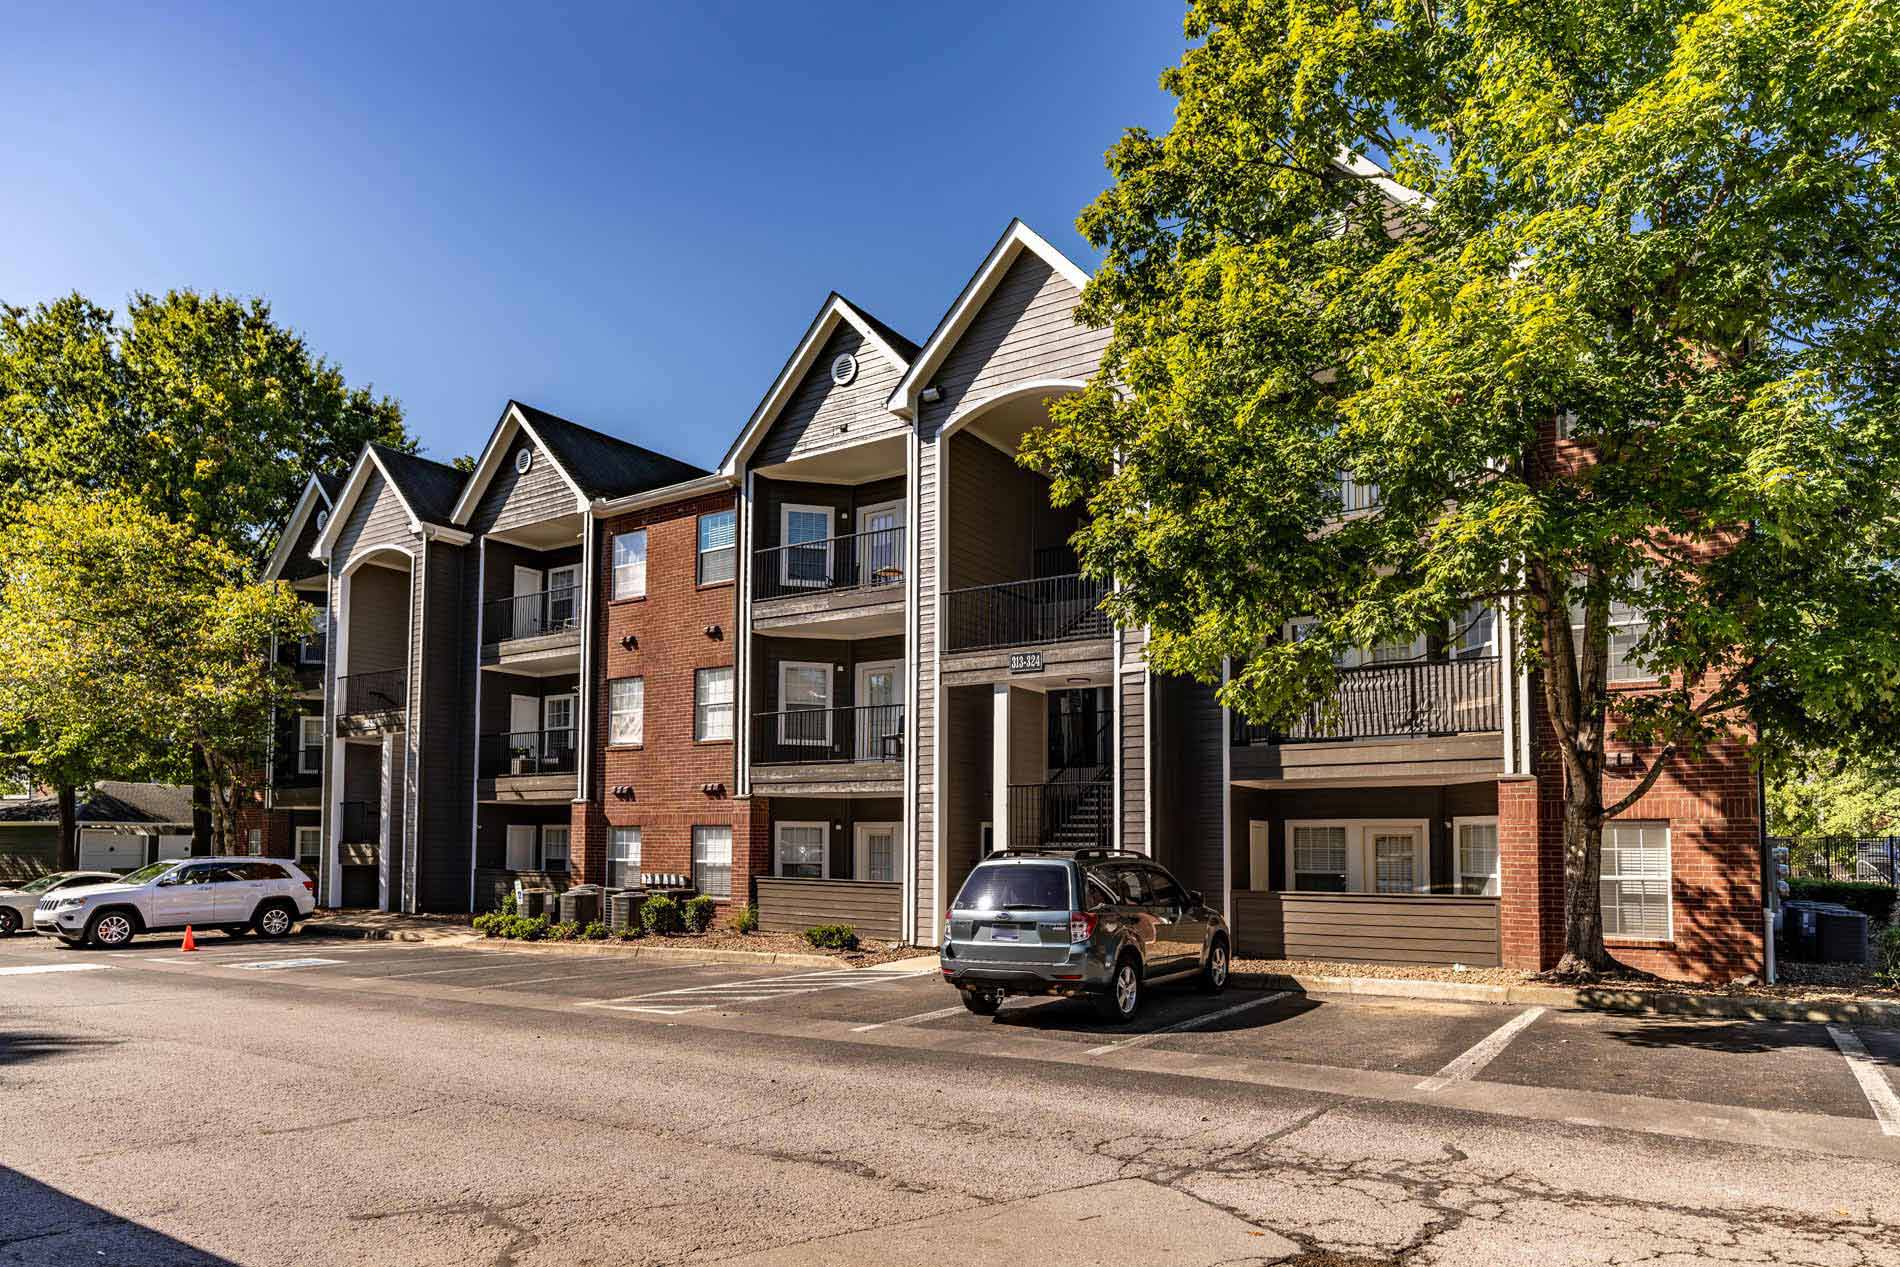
[3,928,1898,1266]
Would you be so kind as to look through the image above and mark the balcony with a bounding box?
[1231,656,1502,745]
[749,705,904,794]
[943,574,1109,653]
[339,799,381,845]
[479,728,578,781]
[339,669,406,719]
[482,584,583,671]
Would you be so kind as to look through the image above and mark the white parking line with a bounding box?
[1416,1006,1546,1092]
[1083,991,1294,1057]
[0,963,110,976]
[228,958,344,971]
[357,955,551,979]
[851,1004,970,1032]
[1827,1025,1900,1137]
[453,964,690,991]
[581,967,911,1015]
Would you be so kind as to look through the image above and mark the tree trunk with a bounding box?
[56,783,78,871]
[1555,753,1617,976]
[191,745,213,856]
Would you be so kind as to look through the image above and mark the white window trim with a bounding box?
[774,821,830,879]
[697,509,737,584]
[852,821,902,883]
[692,825,734,898]
[294,825,322,860]
[541,824,571,870]
[1452,815,1501,898]
[853,660,902,760]
[608,826,642,886]
[778,661,833,746]
[854,499,905,585]
[504,824,537,872]
[1283,819,1431,895]
[608,677,644,747]
[694,666,735,742]
[612,529,648,600]
[1602,820,1673,942]
[780,504,834,587]
[297,715,325,774]
[543,692,577,735]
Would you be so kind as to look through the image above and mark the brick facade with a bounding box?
[575,489,766,905]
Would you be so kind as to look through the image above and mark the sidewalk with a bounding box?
[302,910,479,945]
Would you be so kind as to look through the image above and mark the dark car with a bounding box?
[940,848,1230,1022]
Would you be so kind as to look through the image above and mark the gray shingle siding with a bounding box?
[471,435,582,535]
[931,253,1109,420]
[755,325,909,468]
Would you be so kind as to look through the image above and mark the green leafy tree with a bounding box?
[1025,0,1900,976]
[0,496,313,863]
[0,289,411,558]
[1768,749,1900,839]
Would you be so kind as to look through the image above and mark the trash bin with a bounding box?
[559,885,602,926]
[1818,908,1870,965]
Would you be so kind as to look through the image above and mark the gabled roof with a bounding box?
[0,781,193,827]
[311,443,471,560]
[448,401,709,525]
[262,472,339,581]
[717,293,920,474]
[885,220,1093,420]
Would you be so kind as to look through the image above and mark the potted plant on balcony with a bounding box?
[509,745,535,776]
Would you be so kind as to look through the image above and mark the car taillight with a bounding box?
[1069,911,1096,941]
[303,879,315,895]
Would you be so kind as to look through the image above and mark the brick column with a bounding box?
[1497,776,1557,971]
[731,797,772,909]
[571,800,608,887]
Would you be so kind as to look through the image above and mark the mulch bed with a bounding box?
[1232,955,1900,1004]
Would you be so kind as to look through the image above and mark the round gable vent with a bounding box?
[515,447,533,474]
[830,351,858,386]
[315,510,329,532]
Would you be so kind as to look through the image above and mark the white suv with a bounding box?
[34,858,317,948]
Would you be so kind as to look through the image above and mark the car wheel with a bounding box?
[0,908,19,935]
[960,989,1002,1016]
[1198,936,1230,994]
[1094,956,1142,1023]
[253,902,295,939]
[86,910,137,949]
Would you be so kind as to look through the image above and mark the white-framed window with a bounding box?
[781,504,833,587]
[294,825,321,866]
[1371,831,1418,893]
[1367,635,1425,664]
[1289,824,1349,892]
[1338,470,1381,512]
[978,822,994,855]
[697,509,736,585]
[505,824,537,872]
[1601,820,1671,939]
[774,822,827,879]
[1570,581,1651,683]
[541,826,570,871]
[608,827,641,888]
[1454,817,1501,897]
[1451,603,1496,659]
[612,530,647,600]
[298,596,326,664]
[244,829,262,858]
[778,662,832,746]
[693,825,733,898]
[543,693,576,735]
[297,714,325,774]
[695,666,734,742]
[608,677,644,746]
[855,500,904,585]
[546,564,580,627]
[853,823,900,883]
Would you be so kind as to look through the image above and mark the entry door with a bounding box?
[855,661,902,760]
[856,501,903,585]
[510,695,541,770]
[505,824,538,872]
[853,823,900,883]
[511,566,542,638]
[545,564,579,629]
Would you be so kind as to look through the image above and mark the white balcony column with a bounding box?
[991,683,1011,853]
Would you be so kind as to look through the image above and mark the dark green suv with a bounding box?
[939,848,1230,1022]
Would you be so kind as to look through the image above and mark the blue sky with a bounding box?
[3,2,1183,470]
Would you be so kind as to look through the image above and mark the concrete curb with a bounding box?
[1236,971,1900,1028]
[301,921,938,972]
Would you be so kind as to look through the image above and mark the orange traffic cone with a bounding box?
[181,926,197,952]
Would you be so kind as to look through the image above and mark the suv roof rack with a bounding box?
[987,847,1147,861]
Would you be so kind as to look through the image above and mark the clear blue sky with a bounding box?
[3,2,1183,471]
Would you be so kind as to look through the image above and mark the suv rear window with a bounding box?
[952,863,1072,912]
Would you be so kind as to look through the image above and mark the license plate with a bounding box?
[989,926,1020,941]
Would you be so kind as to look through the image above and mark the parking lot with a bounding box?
[5,929,1897,1149]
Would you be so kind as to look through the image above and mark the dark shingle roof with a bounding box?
[316,471,347,501]
[510,402,709,501]
[371,444,467,525]
[0,782,194,827]
[837,296,920,362]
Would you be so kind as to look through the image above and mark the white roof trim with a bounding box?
[311,446,424,561]
[448,402,590,526]
[589,471,737,517]
[718,294,916,476]
[263,474,335,581]
[885,220,1093,420]
[1333,148,1435,210]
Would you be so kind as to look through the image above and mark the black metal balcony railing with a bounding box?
[340,669,406,716]
[484,585,581,644]
[751,705,904,766]
[944,573,1110,652]
[754,527,905,602]
[271,737,323,786]
[1231,656,1502,744]
[339,799,380,844]
[1007,769,1111,852]
[479,728,579,780]
[282,630,326,668]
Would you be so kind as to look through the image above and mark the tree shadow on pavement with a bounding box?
[1595,1020,1838,1058]
[0,1030,125,1069]
[0,1167,238,1265]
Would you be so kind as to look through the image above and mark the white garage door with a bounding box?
[156,834,192,861]
[78,830,147,872]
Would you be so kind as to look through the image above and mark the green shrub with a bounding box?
[729,902,758,935]
[512,916,550,942]
[616,922,644,941]
[499,892,518,917]
[803,923,859,950]
[472,911,502,936]
[683,894,718,933]
[1787,878,1898,923]
[548,920,580,941]
[582,921,609,941]
[641,895,683,936]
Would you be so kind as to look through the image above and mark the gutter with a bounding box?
[588,472,737,518]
